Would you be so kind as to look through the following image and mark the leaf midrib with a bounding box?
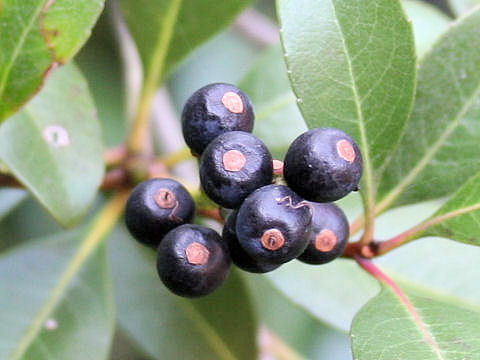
[144,0,183,89]
[0,1,46,102]
[329,0,376,212]
[178,300,238,360]
[7,194,126,360]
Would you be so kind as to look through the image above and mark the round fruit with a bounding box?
[236,184,312,264]
[125,178,195,247]
[181,83,254,155]
[156,224,231,298]
[223,210,281,273]
[283,127,363,202]
[200,131,273,209]
[297,202,349,264]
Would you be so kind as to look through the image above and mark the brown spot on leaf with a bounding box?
[186,242,210,265]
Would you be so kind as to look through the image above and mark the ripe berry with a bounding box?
[156,224,231,298]
[200,131,273,209]
[182,83,254,155]
[297,202,349,265]
[236,184,312,264]
[223,210,281,273]
[125,178,195,247]
[284,127,363,202]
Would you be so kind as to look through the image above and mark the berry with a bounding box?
[236,184,312,264]
[200,131,273,208]
[297,202,349,265]
[284,127,363,202]
[125,178,195,247]
[156,224,231,298]
[182,83,255,155]
[223,210,281,273]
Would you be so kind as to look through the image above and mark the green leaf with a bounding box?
[377,7,480,212]
[76,6,127,147]
[351,280,480,359]
[0,230,114,360]
[449,0,480,16]
[109,226,258,360]
[118,0,253,84]
[0,189,26,221]
[245,275,352,360]
[277,0,416,207]
[265,259,379,332]
[0,64,104,227]
[0,0,105,122]
[403,0,451,58]
[414,172,480,245]
[239,45,307,159]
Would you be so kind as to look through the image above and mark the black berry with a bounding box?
[297,202,349,265]
[200,131,273,209]
[125,178,195,247]
[236,184,312,264]
[223,210,281,273]
[182,83,254,155]
[156,224,231,298]
[284,127,363,202]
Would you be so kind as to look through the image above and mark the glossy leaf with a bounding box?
[245,275,352,360]
[239,45,307,158]
[0,230,114,360]
[0,189,27,221]
[265,259,379,332]
[0,64,104,227]
[109,226,258,360]
[415,172,480,245]
[377,8,480,211]
[352,280,480,359]
[449,0,480,16]
[0,0,105,121]
[118,0,253,84]
[76,7,127,147]
[277,0,416,205]
[403,0,451,58]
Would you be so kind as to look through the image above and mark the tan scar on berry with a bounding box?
[186,242,210,265]
[261,229,285,251]
[154,188,177,209]
[314,229,337,252]
[336,139,356,163]
[223,150,246,172]
[222,91,244,113]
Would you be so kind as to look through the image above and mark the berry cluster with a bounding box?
[125,83,363,298]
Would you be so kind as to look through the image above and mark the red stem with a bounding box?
[354,256,443,358]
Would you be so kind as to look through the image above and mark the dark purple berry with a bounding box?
[200,131,273,209]
[157,224,231,298]
[236,185,312,264]
[298,202,349,264]
[284,127,363,202]
[223,210,281,273]
[125,178,195,248]
[182,83,254,155]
